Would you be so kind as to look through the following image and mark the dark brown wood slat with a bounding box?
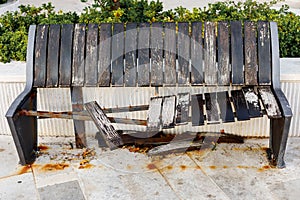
[176,93,190,124]
[217,21,230,85]
[231,90,250,121]
[161,95,176,128]
[147,96,163,130]
[191,22,203,85]
[98,23,112,86]
[85,24,98,86]
[151,22,164,86]
[164,22,176,86]
[217,91,234,123]
[205,93,220,123]
[244,21,258,85]
[138,23,150,86]
[231,21,244,85]
[191,94,205,126]
[59,24,73,87]
[258,21,271,85]
[112,23,124,86]
[242,87,262,118]
[46,24,60,87]
[34,25,49,87]
[258,87,281,118]
[177,22,190,85]
[72,24,86,86]
[124,23,137,87]
[204,22,217,85]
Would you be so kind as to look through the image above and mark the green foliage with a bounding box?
[0,0,7,4]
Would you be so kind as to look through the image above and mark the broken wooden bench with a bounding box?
[6,21,292,168]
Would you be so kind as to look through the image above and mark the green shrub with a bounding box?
[0,0,7,4]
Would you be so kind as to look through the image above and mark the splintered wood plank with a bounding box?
[217,91,234,123]
[164,22,176,85]
[178,22,190,85]
[85,101,123,148]
[124,23,137,87]
[231,90,250,121]
[243,87,262,118]
[138,23,150,86]
[150,22,163,86]
[258,87,281,118]
[34,24,48,87]
[98,23,112,86]
[204,22,217,85]
[191,22,203,85]
[204,93,220,124]
[147,96,163,130]
[191,94,205,126]
[46,24,60,87]
[258,21,271,85]
[161,95,176,128]
[244,21,258,85]
[112,23,124,86]
[85,24,98,86]
[72,24,86,86]
[175,93,190,124]
[59,24,73,87]
[217,21,230,85]
[231,21,244,85]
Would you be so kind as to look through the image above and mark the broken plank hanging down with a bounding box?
[258,87,282,118]
[85,101,123,149]
[161,95,176,128]
[205,93,220,124]
[217,91,235,123]
[231,90,250,121]
[147,96,163,130]
[175,93,190,125]
[242,87,262,118]
[191,94,205,126]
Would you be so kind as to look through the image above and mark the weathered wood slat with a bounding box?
[205,93,220,123]
[204,22,217,85]
[150,22,164,86]
[191,94,205,126]
[59,24,73,87]
[175,93,190,124]
[72,24,86,86]
[124,23,137,87]
[258,21,271,85]
[243,87,262,118]
[46,24,60,87]
[217,22,230,85]
[244,21,258,85]
[85,24,98,86]
[112,23,124,86]
[138,23,150,86]
[164,22,176,86]
[217,91,234,123]
[34,25,48,87]
[231,21,244,85]
[161,95,176,128]
[178,22,190,85]
[258,87,281,118]
[191,22,203,85]
[147,96,163,130]
[231,90,250,121]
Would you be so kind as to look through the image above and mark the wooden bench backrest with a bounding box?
[30,21,277,88]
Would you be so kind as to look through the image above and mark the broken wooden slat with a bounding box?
[164,22,176,86]
[124,23,137,87]
[138,23,150,86]
[204,22,217,85]
[244,21,258,85]
[204,93,220,123]
[147,96,163,130]
[85,24,98,86]
[98,23,112,86]
[217,21,230,85]
[112,23,124,86]
[217,91,234,123]
[46,24,60,87]
[243,87,262,118]
[231,21,244,85]
[161,95,176,128]
[85,101,123,148]
[59,24,73,87]
[191,22,203,85]
[258,87,281,118]
[231,90,250,121]
[175,93,190,124]
[150,22,163,86]
[191,94,205,126]
[177,22,190,85]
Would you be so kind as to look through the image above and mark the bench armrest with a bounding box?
[273,88,293,118]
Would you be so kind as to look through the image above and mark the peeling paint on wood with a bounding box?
[161,95,176,128]
[258,87,281,118]
[147,96,163,130]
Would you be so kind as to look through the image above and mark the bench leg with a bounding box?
[270,117,291,168]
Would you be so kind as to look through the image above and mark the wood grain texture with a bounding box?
[177,22,190,85]
[204,22,217,85]
[85,24,98,86]
[147,96,163,130]
[191,94,205,126]
[204,92,220,123]
[258,86,281,118]
[243,87,262,118]
[191,22,203,85]
[217,22,230,85]
[176,93,190,124]
[231,90,250,121]
[111,23,124,86]
[217,91,234,123]
[138,23,150,86]
[161,95,176,128]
